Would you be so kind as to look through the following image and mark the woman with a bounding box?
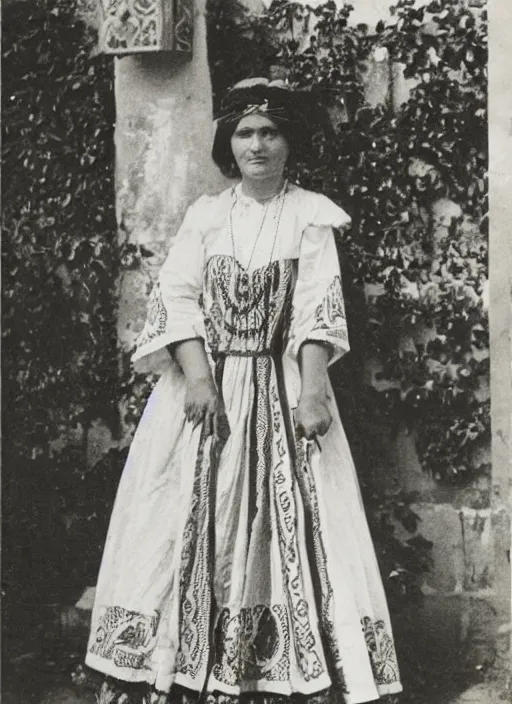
[86,78,402,704]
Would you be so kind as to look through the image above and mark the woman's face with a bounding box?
[230,113,289,182]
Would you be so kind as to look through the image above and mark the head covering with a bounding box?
[216,78,303,128]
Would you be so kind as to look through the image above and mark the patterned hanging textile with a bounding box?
[84,0,194,55]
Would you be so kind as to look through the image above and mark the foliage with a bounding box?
[2,0,118,602]
[207,0,278,111]
[369,493,434,612]
[339,0,488,481]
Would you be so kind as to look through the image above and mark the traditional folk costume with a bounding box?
[86,80,402,704]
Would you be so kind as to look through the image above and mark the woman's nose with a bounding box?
[249,133,263,151]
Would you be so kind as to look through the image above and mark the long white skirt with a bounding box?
[85,356,402,704]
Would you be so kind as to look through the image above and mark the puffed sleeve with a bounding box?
[131,198,206,375]
[287,195,351,366]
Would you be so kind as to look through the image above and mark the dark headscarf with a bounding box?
[216,78,303,126]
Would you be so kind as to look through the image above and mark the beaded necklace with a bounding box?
[229,180,288,301]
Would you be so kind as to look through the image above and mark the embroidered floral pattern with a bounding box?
[177,425,216,679]
[269,378,325,682]
[202,255,293,356]
[361,616,400,686]
[99,680,340,704]
[136,281,168,348]
[89,605,159,671]
[201,690,335,704]
[311,275,348,343]
[295,441,346,691]
[141,685,338,704]
[212,605,290,685]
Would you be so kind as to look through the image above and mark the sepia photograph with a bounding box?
[2,1,510,703]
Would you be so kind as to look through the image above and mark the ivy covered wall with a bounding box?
[3,1,509,700]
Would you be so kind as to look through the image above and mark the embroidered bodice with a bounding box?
[202,255,294,357]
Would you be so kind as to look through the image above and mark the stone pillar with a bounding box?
[83,0,228,461]
[114,0,228,359]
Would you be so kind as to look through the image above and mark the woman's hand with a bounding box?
[184,376,228,438]
[295,392,332,441]
[296,342,332,441]
[173,339,229,438]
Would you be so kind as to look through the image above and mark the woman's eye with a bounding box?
[234,129,280,139]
